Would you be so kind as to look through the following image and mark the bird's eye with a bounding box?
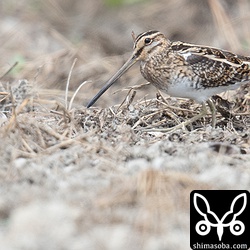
[144,38,152,45]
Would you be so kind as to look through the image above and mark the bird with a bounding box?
[86,30,250,131]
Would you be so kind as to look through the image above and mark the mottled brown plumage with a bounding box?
[87,31,250,130]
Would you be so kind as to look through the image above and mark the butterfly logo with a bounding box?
[193,193,247,241]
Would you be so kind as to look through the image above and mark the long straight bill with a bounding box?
[86,54,138,108]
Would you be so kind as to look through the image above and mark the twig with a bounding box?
[0,92,10,102]
[0,62,18,80]
[113,82,150,94]
[38,123,64,140]
[65,58,77,110]
[208,0,240,51]
[21,138,36,154]
[68,81,91,110]
[44,137,81,153]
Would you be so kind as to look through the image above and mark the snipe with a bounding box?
[87,31,250,131]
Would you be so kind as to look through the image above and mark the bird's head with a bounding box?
[87,30,169,108]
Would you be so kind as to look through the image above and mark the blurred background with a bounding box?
[0,0,250,107]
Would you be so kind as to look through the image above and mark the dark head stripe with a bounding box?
[134,30,160,45]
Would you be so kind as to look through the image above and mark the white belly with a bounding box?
[165,78,242,103]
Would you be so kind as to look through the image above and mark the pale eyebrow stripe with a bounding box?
[134,30,160,45]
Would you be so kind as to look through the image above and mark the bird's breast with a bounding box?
[140,59,173,91]
[140,53,189,92]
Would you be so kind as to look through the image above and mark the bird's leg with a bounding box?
[142,102,209,133]
[207,99,216,128]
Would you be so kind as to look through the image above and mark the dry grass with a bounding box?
[1,78,249,156]
[0,1,249,249]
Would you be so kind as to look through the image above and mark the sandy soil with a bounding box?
[0,1,249,250]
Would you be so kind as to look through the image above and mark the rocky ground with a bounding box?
[0,1,249,249]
